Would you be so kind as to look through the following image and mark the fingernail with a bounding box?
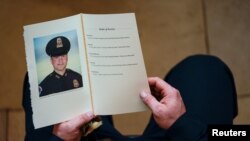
[86,111,94,118]
[140,91,148,98]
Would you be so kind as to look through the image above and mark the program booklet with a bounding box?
[23,13,150,129]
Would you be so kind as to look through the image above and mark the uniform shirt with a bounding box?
[39,69,83,97]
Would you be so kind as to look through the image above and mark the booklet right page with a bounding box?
[82,13,150,115]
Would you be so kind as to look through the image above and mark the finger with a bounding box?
[140,91,162,113]
[68,112,95,129]
[148,77,175,96]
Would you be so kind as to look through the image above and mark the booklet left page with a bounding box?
[23,14,92,129]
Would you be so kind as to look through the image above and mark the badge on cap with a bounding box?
[73,79,80,88]
[56,37,63,48]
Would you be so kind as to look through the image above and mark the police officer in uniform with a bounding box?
[39,36,83,97]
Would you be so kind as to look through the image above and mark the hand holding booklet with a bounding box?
[23,13,150,129]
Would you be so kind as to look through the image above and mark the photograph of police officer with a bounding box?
[34,31,83,97]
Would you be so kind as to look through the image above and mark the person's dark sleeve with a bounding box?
[22,73,63,141]
[165,113,208,141]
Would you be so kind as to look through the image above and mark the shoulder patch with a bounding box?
[73,79,80,88]
[39,86,43,94]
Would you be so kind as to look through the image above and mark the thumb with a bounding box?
[140,91,161,112]
[69,112,95,129]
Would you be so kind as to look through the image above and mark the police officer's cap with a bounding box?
[46,36,70,57]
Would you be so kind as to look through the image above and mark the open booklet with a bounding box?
[23,13,150,129]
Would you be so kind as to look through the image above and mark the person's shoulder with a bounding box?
[39,72,55,85]
[66,69,81,77]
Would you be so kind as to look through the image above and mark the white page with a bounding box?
[82,13,150,115]
[23,14,92,129]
